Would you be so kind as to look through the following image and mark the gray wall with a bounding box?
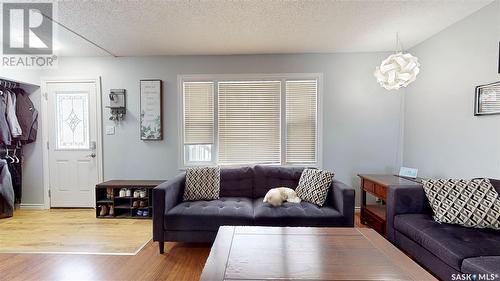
[36,53,403,206]
[403,1,500,179]
[7,1,499,207]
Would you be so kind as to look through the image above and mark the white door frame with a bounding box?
[40,77,104,209]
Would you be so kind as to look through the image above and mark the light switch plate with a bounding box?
[105,125,115,135]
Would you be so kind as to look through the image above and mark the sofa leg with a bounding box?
[159,242,165,254]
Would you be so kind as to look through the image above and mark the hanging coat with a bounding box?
[5,90,22,138]
[14,88,38,143]
[0,92,12,145]
[0,159,14,218]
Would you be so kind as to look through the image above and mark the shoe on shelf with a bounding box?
[99,205,108,216]
[139,200,146,208]
[137,210,143,216]
[133,190,140,198]
[125,189,131,197]
[139,189,147,198]
[106,187,113,199]
[119,188,126,197]
[108,205,114,216]
[132,201,139,208]
[142,210,149,217]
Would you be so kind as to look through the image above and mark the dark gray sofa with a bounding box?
[153,165,355,253]
[386,180,500,281]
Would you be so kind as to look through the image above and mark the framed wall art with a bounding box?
[140,80,163,140]
[474,81,500,116]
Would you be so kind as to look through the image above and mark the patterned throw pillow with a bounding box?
[183,166,220,201]
[422,178,500,230]
[295,168,334,206]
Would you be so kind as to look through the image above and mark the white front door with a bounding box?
[45,81,101,207]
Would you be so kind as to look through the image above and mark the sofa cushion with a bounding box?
[295,168,334,206]
[165,197,253,231]
[219,166,254,198]
[253,198,344,226]
[253,165,305,198]
[394,213,500,271]
[422,178,500,230]
[183,166,220,201]
[462,256,500,275]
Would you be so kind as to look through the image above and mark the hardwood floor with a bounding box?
[0,241,211,281]
[0,210,365,281]
[0,209,151,254]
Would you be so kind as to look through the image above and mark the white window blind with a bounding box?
[218,81,281,164]
[286,80,317,164]
[183,82,214,162]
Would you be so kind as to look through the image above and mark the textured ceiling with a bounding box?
[49,0,494,56]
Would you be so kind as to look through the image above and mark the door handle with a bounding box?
[87,153,96,158]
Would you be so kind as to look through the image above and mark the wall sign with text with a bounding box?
[140,80,163,140]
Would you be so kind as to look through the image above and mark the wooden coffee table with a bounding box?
[201,226,436,281]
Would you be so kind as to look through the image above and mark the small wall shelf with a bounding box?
[95,180,164,219]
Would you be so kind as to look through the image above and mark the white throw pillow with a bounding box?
[295,168,334,206]
[183,166,220,201]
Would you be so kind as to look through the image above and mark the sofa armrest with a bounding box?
[153,172,185,242]
[386,184,430,242]
[331,179,355,227]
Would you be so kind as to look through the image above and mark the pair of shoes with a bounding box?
[133,189,147,198]
[136,210,149,217]
[119,188,132,197]
[99,204,114,216]
[106,187,113,199]
[132,200,147,208]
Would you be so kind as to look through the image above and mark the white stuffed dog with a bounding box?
[263,187,301,207]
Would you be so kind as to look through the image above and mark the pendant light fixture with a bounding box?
[374,33,420,90]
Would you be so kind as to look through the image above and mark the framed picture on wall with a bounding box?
[140,80,163,140]
[474,81,500,116]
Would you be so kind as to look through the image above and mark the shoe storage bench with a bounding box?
[95,180,164,219]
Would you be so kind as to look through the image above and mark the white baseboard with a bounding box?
[19,203,46,209]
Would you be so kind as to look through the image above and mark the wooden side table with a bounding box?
[358,174,422,237]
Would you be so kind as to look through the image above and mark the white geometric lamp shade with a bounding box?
[374,52,420,90]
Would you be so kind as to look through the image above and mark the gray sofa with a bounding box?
[386,179,500,281]
[153,165,355,253]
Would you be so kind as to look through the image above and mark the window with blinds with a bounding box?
[286,80,318,164]
[218,81,281,164]
[183,82,214,163]
[181,75,319,166]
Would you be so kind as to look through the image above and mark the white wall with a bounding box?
[403,0,500,179]
[34,53,403,206]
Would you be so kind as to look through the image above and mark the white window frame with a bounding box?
[178,73,323,169]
